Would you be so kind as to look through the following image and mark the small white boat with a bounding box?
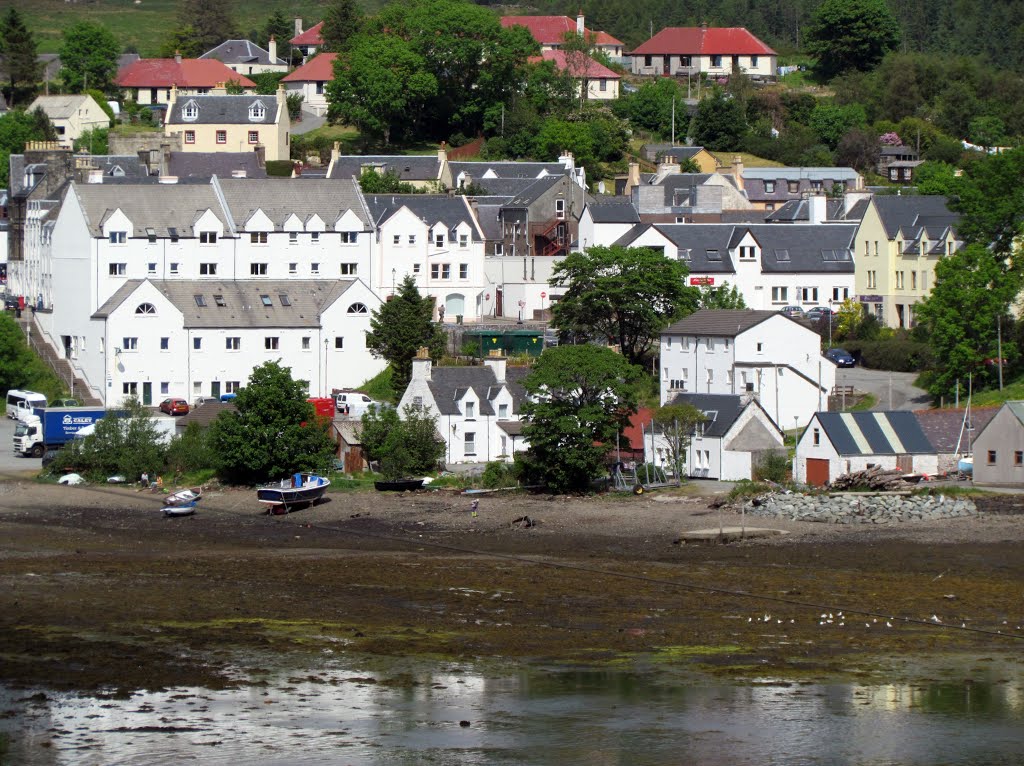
[161,501,197,517]
[163,487,202,506]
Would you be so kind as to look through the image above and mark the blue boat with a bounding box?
[257,473,331,512]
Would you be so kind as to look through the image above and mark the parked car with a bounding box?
[334,391,382,416]
[825,347,856,367]
[159,397,190,415]
[50,398,80,407]
[781,305,805,319]
[3,296,19,311]
[193,396,218,407]
[805,306,835,323]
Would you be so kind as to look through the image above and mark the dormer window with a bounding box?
[182,100,199,121]
[248,101,266,121]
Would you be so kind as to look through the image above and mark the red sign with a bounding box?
[541,291,547,298]
[690,277,715,286]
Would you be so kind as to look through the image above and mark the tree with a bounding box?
[0,8,41,105]
[698,284,747,310]
[949,147,1024,254]
[177,0,237,57]
[359,404,444,479]
[261,9,292,51]
[834,128,880,173]
[159,25,203,59]
[74,127,109,155]
[0,311,36,392]
[320,0,364,52]
[652,402,706,478]
[913,161,958,196]
[551,246,697,366]
[689,90,747,151]
[968,116,1007,150]
[806,0,902,80]
[357,168,420,194]
[0,109,56,187]
[365,275,446,396]
[207,361,336,484]
[915,244,1022,400]
[58,22,120,94]
[520,345,641,493]
[533,118,596,167]
[809,101,867,149]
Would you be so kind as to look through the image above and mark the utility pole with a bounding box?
[998,315,1004,390]
[671,96,675,146]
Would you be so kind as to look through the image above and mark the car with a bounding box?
[193,396,218,408]
[3,296,19,311]
[51,398,80,407]
[781,305,805,319]
[825,347,856,367]
[159,397,190,415]
[334,391,382,416]
[805,307,835,323]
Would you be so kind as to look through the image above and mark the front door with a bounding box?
[806,458,830,487]
[142,382,152,406]
[495,287,503,317]
[211,381,221,398]
[62,336,72,359]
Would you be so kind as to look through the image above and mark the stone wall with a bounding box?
[742,492,976,524]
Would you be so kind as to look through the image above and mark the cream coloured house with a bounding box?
[28,94,109,147]
[164,86,290,162]
[853,195,961,329]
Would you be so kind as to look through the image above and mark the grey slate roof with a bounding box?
[217,177,372,229]
[79,154,152,180]
[667,393,744,438]
[815,411,935,455]
[200,39,286,66]
[93,279,359,328]
[586,197,640,223]
[913,408,998,453]
[743,167,861,182]
[471,203,503,241]
[327,155,442,182]
[502,175,566,209]
[765,198,857,222]
[426,366,530,416]
[166,94,280,125]
[364,194,482,241]
[73,182,226,237]
[449,161,568,180]
[663,309,782,337]
[873,195,959,239]
[167,151,267,179]
[461,177,538,197]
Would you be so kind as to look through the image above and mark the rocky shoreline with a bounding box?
[739,491,978,525]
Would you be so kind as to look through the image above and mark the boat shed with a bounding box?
[794,411,938,487]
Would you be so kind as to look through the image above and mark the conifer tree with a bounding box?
[0,8,41,105]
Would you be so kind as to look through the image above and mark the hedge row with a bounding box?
[838,338,935,372]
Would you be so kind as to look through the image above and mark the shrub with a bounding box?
[753,450,790,483]
[480,460,518,488]
[165,421,216,475]
[841,337,934,371]
[266,160,295,177]
[727,480,771,501]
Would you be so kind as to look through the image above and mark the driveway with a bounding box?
[836,367,931,411]
[292,108,326,136]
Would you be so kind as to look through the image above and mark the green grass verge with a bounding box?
[848,393,878,411]
[966,379,1024,408]
[359,367,396,404]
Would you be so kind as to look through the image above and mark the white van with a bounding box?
[6,390,47,420]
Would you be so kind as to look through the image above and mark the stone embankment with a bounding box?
[741,492,977,524]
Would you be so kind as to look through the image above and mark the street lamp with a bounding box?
[324,338,329,395]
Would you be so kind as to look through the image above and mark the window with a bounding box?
[221,337,239,351]
[408,235,416,245]
[250,232,268,244]
[464,431,476,455]
[200,231,217,244]
[751,55,759,67]
[498,404,509,418]
[764,181,775,193]
[431,263,451,279]
[109,231,126,244]
[316,81,325,94]
[248,130,259,144]
[194,295,207,307]
[771,286,788,303]
[160,337,169,350]
[833,287,848,302]
[161,382,169,395]
[707,368,714,383]
[301,337,310,350]
[705,338,713,351]
[413,264,421,273]
[1016,451,1023,466]
[193,337,202,350]
[810,180,822,191]
[288,262,297,274]
[988,450,997,465]
[599,78,607,91]
[122,337,138,351]
[463,401,475,418]
[813,428,820,446]
[555,199,566,220]
[341,232,358,244]
[911,271,917,290]
[170,263,179,275]
[393,235,401,245]
[148,262,157,275]
[182,101,198,120]
[251,263,268,276]
[459,234,468,248]
[757,342,763,352]
[279,294,291,306]
[123,382,138,395]
[739,246,755,260]
[435,233,444,248]
[216,130,227,144]
[310,262,320,275]
[895,271,905,290]
[225,381,241,393]
[214,294,226,307]
[184,130,195,144]
[788,181,799,193]
[340,263,358,276]
[442,264,451,279]
[289,232,298,245]
[311,232,320,244]
[459,263,468,279]
[260,294,273,307]
[867,270,877,289]
[494,243,503,256]
[347,302,368,314]
[711,54,722,67]
[193,381,202,395]
[265,337,279,350]
[334,336,344,349]
[109,263,127,276]
[134,302,156,316]
[200,263,217,275]
[800,287,819,303]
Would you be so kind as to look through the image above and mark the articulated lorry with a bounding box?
[13,406,106,458]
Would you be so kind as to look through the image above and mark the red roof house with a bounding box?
[630,26,777,78]
[290,20,324,59]
[532,50,621,99]
[281,53,338,116]
[501,14,624,56]
[116,57,256,105]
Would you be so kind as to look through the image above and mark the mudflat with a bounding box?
[2,479,1023,692]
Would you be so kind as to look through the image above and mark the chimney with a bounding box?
[268,35,278,63]
[731,155,744,190]
[174,50,182,64]
[808,193,826,225]
[254,145,266,167]
[626,161,641,194]
[657,155,680,180]
[559,150,574,170]
[160,143,172,176]
[576,9,585,36]
[437,141,447,164]
[276,82,287,107]
[462,172,472,190]
[294,18,303,37]
[484,350,506,384]
[211,81,227,96]
[412,346,433,382]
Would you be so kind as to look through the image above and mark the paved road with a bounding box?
[291,107,326,136]
[836,367,931,411]
[0,416,41,474]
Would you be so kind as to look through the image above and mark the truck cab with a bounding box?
[13,406,107,458]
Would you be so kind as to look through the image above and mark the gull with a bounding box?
[865,623,870,628]
[763,614,771,622]
[931,615,942,623]
[886,621,893,628]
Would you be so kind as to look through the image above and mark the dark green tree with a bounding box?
[689,90,747,151]
[0,8,41,105]
[58,22,120,94]
[520,345,641,493]
[358,168,420,194]
[697,284,747,310]
[551,246,697,366]
[261,9,292,50]
[913,161,958,196]
[207,361,336,484]
[806,0,902,80]
[0,109,55,186]
[320,0,364,52]
[950,147,1024,254]
[359,404,444,479]
[0,311,37,392]
[617,78,686,135]
[159,25,203,59]
[366,275,446,396]
[834,127,879,173]
[809,101,867,149]
[173,0,237,57]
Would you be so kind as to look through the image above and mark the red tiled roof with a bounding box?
[533,50,620,79]
[501,15,621,47]
[630,27,776,56]
[281,53,338,82]
[621,408,656,450]
[592,30,623,46]
[290,21,324,46]
[115,58,256,88]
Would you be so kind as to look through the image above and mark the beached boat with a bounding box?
[163,487,202,506]
[374,478,425,492]
[162,501,197,517]
[257,473,331,512]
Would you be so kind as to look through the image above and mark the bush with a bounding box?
[753,451,790,482]
[841,337,935,371]
[266,160,295,177]
[165,421,216,475]
[480,460,518,488]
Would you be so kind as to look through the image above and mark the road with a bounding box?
[0,416,41,473]
[836,367,932,411]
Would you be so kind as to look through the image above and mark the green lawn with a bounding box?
[966,379,1024,408]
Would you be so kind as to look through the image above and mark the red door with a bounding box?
[806,458,830,487]
[495,287,503,317]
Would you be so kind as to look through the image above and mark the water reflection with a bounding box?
[1,657,1022,765]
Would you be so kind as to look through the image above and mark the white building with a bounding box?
[27,94,109,148]
[281,53,336,116]
[399,351,529,464]
[578,198,641,249]
[660,309,836,429]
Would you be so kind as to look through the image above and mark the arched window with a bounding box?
[135,303,156,315]
[347,302,368,314]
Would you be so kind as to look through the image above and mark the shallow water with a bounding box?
[2,656,1022,765]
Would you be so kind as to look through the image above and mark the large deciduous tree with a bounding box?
[359,404,444,479]
[0,109,56,187]
[208,361,336,484]
[689,89,747,151]
[58,22,121,94]
[520,345,641,493]
[365,275,446,396]
[0,8,41,105]
[806,0,902,80]
[551,246,697,366]
[950,147,1024,255]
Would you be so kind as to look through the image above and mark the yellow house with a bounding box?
[27,94,110,147]
[853,195,962,328]
[164,86,290,162]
